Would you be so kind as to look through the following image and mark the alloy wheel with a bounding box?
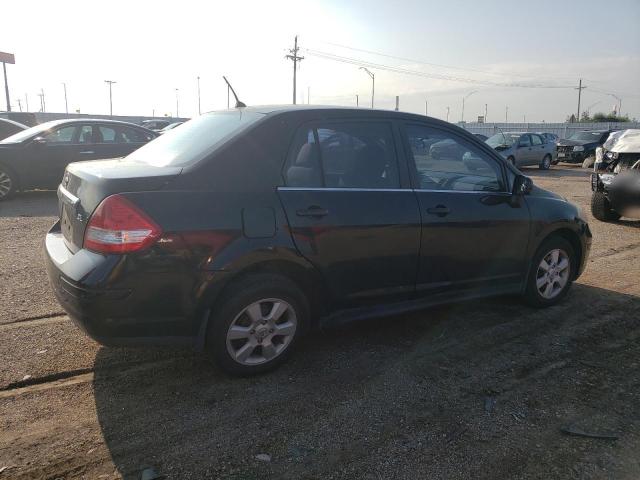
[226,298,297,366]
[0,171,12,199]
[536,249,570,299]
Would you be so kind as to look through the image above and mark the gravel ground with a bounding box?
[0,164,639,479]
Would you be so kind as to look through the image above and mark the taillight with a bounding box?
[83,194,162,254]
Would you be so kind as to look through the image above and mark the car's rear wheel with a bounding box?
[539,154,552,170]
[507,156,516,167]
[582,156,596,169]
[524,237,575,307]
[591,191,620,222]
[206,274,309,375]
[0,165,17,201]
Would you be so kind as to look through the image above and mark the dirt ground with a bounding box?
[0,164,639,480]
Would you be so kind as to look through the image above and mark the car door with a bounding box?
[515,134,534,166]
[29,124,82,187]
[530,133,546,164]
[278,120,421,308]
[402,123,530,297]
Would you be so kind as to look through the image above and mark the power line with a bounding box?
[303,48,574,89]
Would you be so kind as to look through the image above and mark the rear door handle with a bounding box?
[426,205,450,217]
[296,206,329,218]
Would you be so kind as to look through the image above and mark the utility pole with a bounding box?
[461,90,477,122]
[575,78,587,121]
[356,94,359,107]
[446,106,450,122]
[227,84,230,109]
[285,35,304,105]
[2,62,10,112]
[104,80,116,116]
[25,93,29,112]
[307,86,310,104]
[523,114,526,123]
[62,82,68,114]
[197,76,201,115]
[425,100,428,116]
[38,88,46,113]
[175,88,179,117]
[395,96,399,111]
[505,106,508,123]
[360,67,375,108]
[484,103,488,122]
[16,98,22,111]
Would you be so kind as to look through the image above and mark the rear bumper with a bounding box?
[44,221,217,346]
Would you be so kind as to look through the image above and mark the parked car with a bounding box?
[538,133,559,163]
[45,106,591,375]
[158,121,185,134]
[591,129,640,221]
[0,117,27,140]
[140,119,172,131]
[557,130,612,167]
[485,132,555,169]
[0,119,157,200]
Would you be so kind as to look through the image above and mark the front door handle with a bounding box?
[296,206,329,218]
[426,205,450,217]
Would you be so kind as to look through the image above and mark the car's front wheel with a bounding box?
[591,191,620,222]
[0,165,17,201]
[206,274,309,375]
[524,237,575,307]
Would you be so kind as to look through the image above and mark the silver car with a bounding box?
[486,132,555,169]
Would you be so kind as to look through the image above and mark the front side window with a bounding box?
[284,122,400,189]
[45,125,77,144]
[404,124,503,192]
[97,126,117,143]
[519,135,531,147]
[531,134,543,146]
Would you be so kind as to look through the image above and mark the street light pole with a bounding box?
[356,94,359,107]
[62,82,68,114]
[104,80,116,116]
[197,76,201,115]
[425,100,428,116]
[360,67,375,108]
[461,90,477,122]
[505,106,508,123]
[175,88,179,117]
[446,106,450,122]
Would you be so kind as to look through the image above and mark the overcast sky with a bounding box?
[1,0,639,122]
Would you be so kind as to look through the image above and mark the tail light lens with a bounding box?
[83,194,162,254]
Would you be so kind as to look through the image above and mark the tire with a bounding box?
[582,156,596,169]
[524,236,575,308]
[507,156,516,167]
[0,164,17,201]
[590,191,620,222]
[539,154,552,170]
[206,273,309,376]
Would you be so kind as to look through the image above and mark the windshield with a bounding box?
[126,110,265,167]
[486,133,519,148]
[569,131,604,142]
[0,120,65,144]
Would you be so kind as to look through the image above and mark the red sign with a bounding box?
[0,52,15,64]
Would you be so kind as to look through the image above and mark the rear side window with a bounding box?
[284,122,400,189]
[119,127,148,143]
[97,126,117,143]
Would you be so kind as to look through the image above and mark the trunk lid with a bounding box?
[58,158,182,252]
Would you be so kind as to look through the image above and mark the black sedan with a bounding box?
[0,119,157,199]
[45,106,591,375]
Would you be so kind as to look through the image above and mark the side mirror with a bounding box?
[32,136,47,146]
[513,174,533,195]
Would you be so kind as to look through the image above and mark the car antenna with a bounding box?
[222,76,246,108]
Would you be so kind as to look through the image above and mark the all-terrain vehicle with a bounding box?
[591,129,640,221]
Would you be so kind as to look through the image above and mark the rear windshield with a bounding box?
[486,133,519,148]
[127,110,265,167]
